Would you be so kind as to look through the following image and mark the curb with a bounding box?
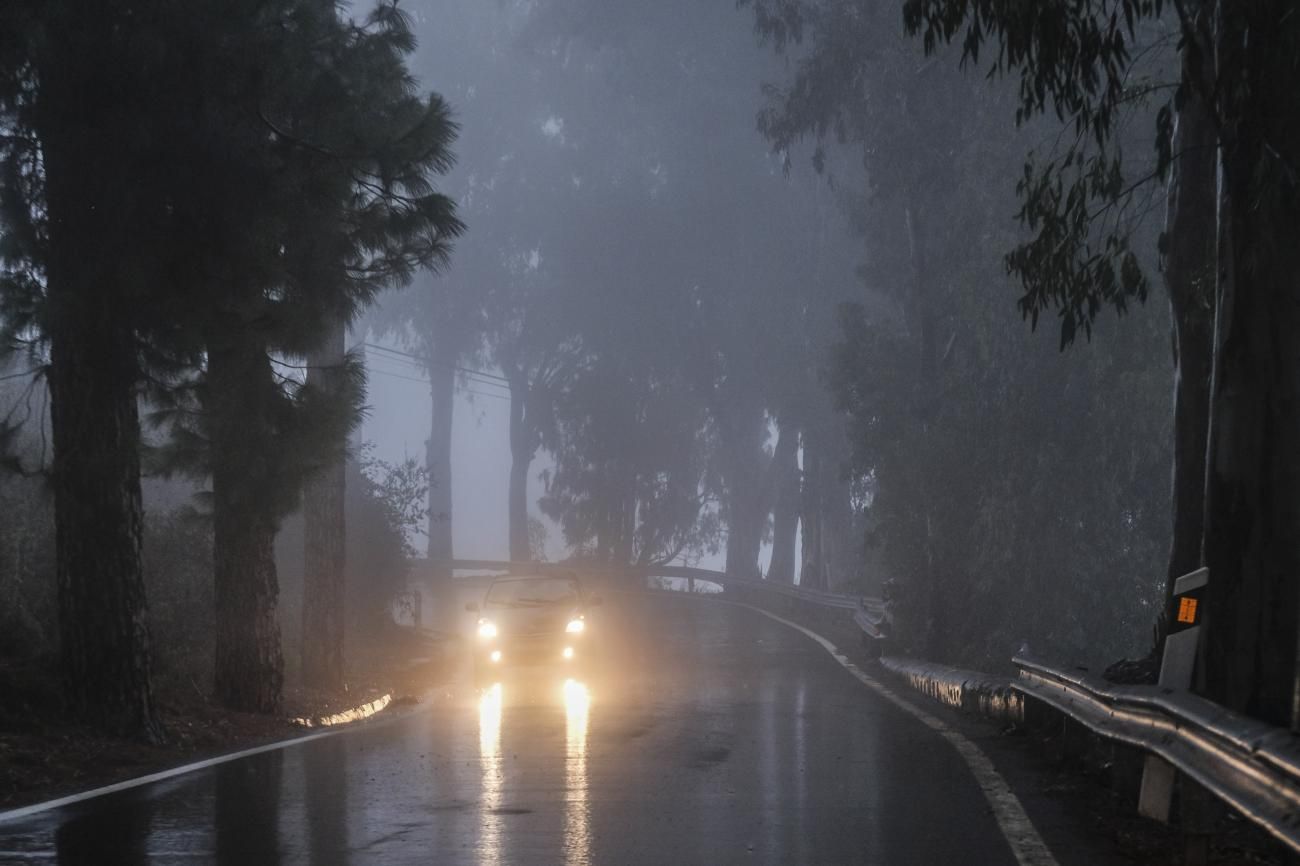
[290,693,392,729]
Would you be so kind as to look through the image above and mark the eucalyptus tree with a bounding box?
[906,0,1300,723]
[508,0,862,575]
[739,0,1182,664]
[742,0,1012,653]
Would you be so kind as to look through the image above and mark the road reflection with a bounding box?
[215,748,283,864]
[304,733,349,866]
[52,793,151,865]
[476,677,594,866]
[477,682,504,866]
[562,679,592,866]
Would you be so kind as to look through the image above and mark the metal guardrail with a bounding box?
[1013,654,1300,854]
[880,657,1024,723]
[441,558,890,639]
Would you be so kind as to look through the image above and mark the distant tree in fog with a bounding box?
[743,0,1174,664]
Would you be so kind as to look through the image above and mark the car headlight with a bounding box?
[565,618,585,634]
[477,619,498,639]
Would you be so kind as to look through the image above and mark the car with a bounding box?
[466,573,602,680]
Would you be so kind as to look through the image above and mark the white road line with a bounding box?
[730,601,1060,866]
[0,698,426,826]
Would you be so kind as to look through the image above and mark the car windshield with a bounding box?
[484,577,581,609]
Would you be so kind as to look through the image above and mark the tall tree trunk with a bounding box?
[1157,66,1216,651]
[821,428,858,593]
[722,404,767,579]
[906,203,946,660]
[595,462,614,563]
[39,27,163,742]
[1199,2,1300,727]
[301,319,347,691]
[209,333,284,714]
[800,427,826,590]
[425,337,455,580]
[613,462,637,565]
[47,286,163,740]
[768,424,801,584]
[506,367,534,561]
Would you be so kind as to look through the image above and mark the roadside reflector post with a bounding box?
[1138,567,1208,832]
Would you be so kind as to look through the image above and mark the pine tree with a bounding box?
[149,1,463,712]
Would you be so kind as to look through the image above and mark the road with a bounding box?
[0,589,1124,865]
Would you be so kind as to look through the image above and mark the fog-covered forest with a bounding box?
[2,0,1298,746]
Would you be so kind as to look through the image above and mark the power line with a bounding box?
[364,343,512,392]
[366,365,511,402]
[365,354,511,395]
[365,349,512,395]
[361,341,512,385]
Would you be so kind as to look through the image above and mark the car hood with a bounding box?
[486,605,580,635]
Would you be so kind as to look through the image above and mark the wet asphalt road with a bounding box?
[3,590,1087,865]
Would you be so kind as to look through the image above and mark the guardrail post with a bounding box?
[1138,568,1208,831]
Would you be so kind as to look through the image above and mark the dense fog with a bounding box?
[6,0,1300,742]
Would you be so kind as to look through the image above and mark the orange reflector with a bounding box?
[1177,596,1199,625]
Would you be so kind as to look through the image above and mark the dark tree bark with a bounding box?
[905,203,946,659]
[1199,2,1300,727]
[768,422,801,584]
[209,332,284,714]
[46,288,164,741]
[425,336,456,580]
[38,19,163,742]
[301,319,347,691]
[1157,67,1216,650]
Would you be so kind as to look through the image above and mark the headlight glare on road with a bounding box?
[566,618,585,634]
[477,619,498,639]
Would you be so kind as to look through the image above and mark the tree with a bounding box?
[301,320,348,691]
[903,0,1300,723]
[766,419,801,584]
[150,0,462,712]
[743,0,1018,650]
[0,1,172,741]
[1197,1,1300,725]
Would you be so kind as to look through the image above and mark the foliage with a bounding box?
[143,510,215,689]
[831,284,1171,667]
[358,445,430,560]
[902,0,1179,346]
[742,0,1175,663]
